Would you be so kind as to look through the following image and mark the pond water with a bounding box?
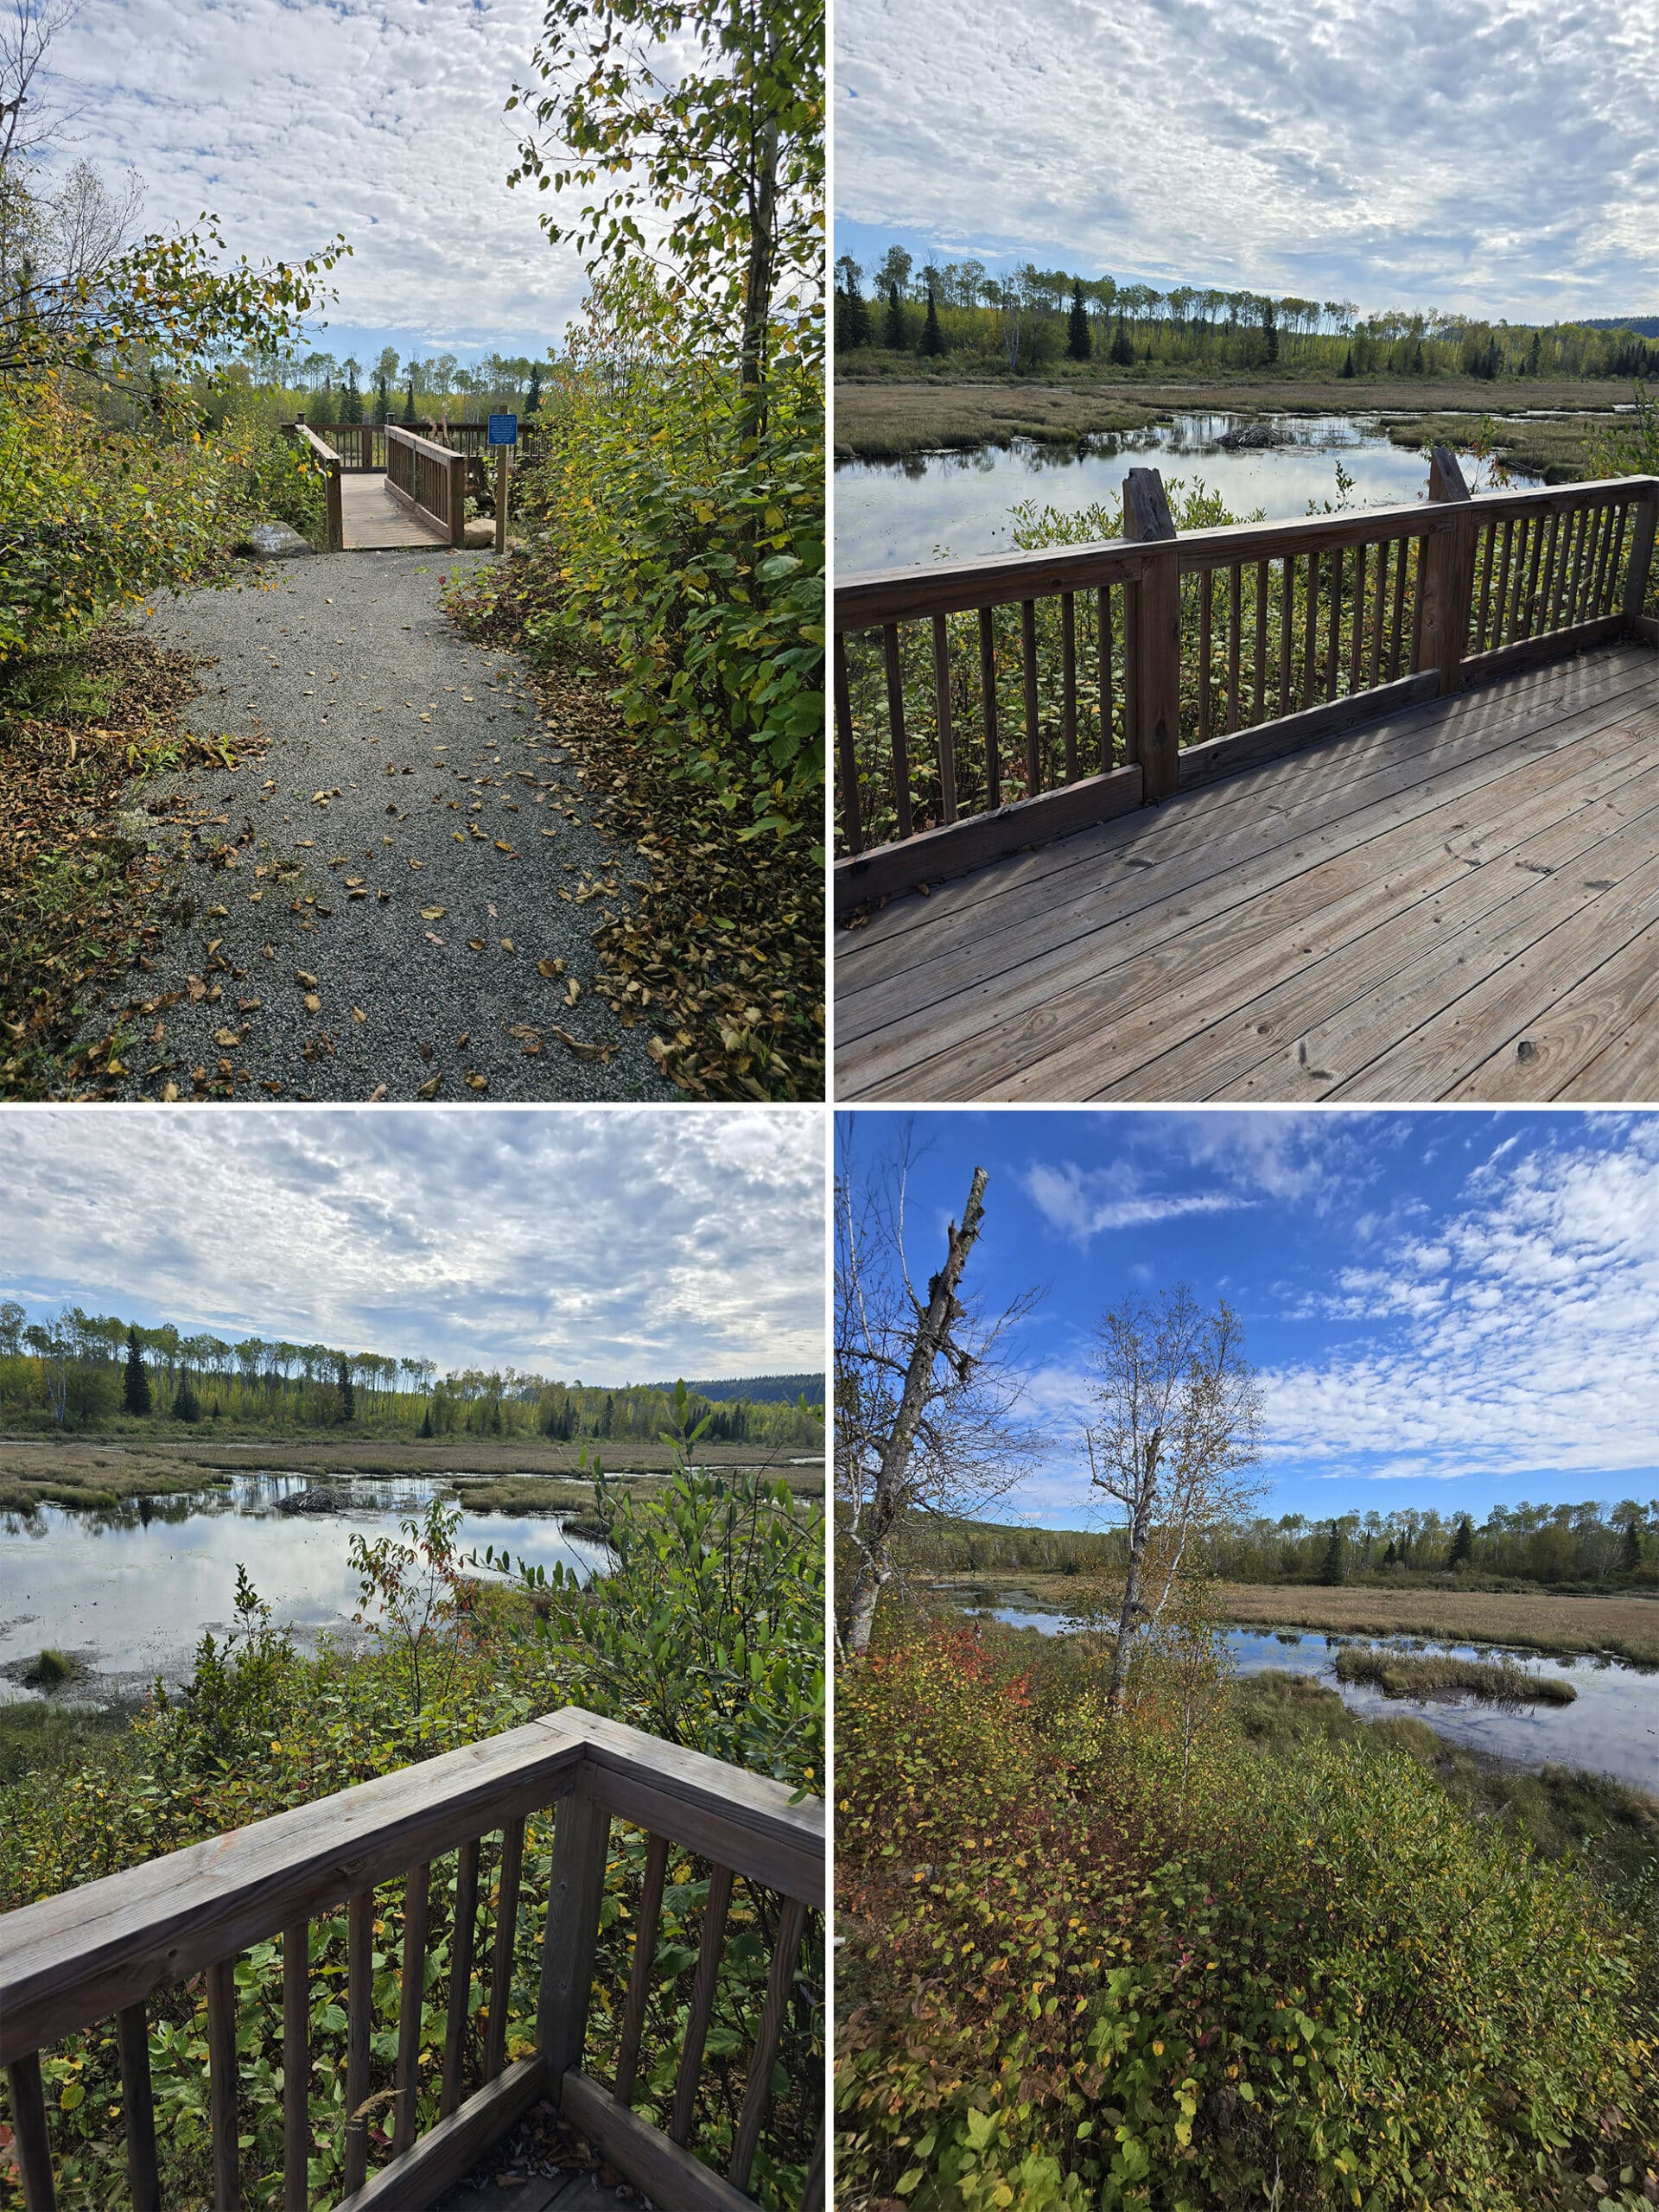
[0,1474,612,1703]
[836,410,1542,572]
[978,1605,1659,1792]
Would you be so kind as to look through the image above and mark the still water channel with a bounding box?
[836,410,1541,571]
[0,1474,611,1701]
[980,1605,1658,1792]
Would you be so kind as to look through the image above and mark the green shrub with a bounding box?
[836,1622,1657,2211]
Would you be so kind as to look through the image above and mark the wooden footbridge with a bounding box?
[834,454,1659,1102]
[283,421,546,552]
[0,1710,824,2212]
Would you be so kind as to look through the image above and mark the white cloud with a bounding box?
[36,0,594,352]
[0,1107,825,1381]
[834,0,1659,320]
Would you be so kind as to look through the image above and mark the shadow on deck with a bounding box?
[834,460,1659,1103]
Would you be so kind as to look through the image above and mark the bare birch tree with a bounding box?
[836,1120,1045,1656]
[1082,1284,1262,1710]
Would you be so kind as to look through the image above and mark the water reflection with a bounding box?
[835,410,1547,571]
[972,1605,1657,1790]
[0,1474,609,1699]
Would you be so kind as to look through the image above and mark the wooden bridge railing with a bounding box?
[385,425,469,546]
[287,423,550,473]
[283,423,344,553]
[0,1709,825,2212]
[833,456,1659,911]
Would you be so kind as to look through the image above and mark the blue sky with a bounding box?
[837,1110,1659,1529]
[33,0,593,360]
[0,1109,825,1385]
[834,0,1659,324]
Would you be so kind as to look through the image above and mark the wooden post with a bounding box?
[448,450,467,549]
[537,1793,609,2094]
[494,448,509,556]
[1122,467,1180,800]
[1623,487,1658,626]
[1418,443,1474,693]
[325,460,343,556]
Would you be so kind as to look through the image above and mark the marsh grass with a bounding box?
[1333,1645,1578,1705]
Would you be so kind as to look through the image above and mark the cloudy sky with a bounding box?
[838,1109,1659,1525]
[1,1109,825,1383]
[835,0,1659,322]
[36,0,590,360]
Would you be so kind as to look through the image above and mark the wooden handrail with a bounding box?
[0,1709,825,2212]
[385,423,468,546]
[283,422,344,551]
[833,464,1659,907]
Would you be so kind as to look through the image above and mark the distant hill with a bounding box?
[661,1373,823,1405]
[1583,316,1659,337]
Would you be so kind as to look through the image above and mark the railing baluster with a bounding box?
[442,1837,480,2118]
[1197,570,1212,746]
[1367,538,1389,687]
[343,1890,373,2194]
[538,1794,611,2084]
[1096,586,1114,766]
[1346,543,1366,696]
[1475,518,1496,651]
[1225,562,1242,734]
[880,624,912,840]
[1279,556,1294,718]
[669,1862,734,2148]
[116,2003,161,2212]
[1252,558,1268,725]
[1059,592,1077,782]
[931,614,957,823]
[1548,505,1574,631]
[1325,543,1343,699]
[207,1956,239,2211]
[978,607,1000,808]
[1389,535,1408,679]
[1408,534,1429,671]
[1603,504,1631,615]
[728,1896,808,2190]
[1522,511,1549,636]
[1491,518,1515,648]
[1570,502,1596,623]
[392,1865,429,2158]
[1591,503,1620,615]
[1301,549,1319,710]
[283,1921,308,2209]
[6,2052,57,2212]
[485,1816,527,2082]
[615,1833,671,2106]
[1020,599,1041,795]
[799,2124,826,2212]
[833,635,861,857]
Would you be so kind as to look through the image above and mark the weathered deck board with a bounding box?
[341,471,449,550]
[834,642,1659,1103]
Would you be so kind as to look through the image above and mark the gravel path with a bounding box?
[86,549,677,1102]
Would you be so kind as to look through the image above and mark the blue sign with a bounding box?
[488,412,518,447]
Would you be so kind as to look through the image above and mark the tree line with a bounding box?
[0,1300,823,1446]
[280,346,550,430]
[834,243,1659,384]
[885,1497,1656,1590]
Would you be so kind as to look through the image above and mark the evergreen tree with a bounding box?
[525,361,543,415]
[1450,1514,1475,1568]
[1067,281,1091,361]
[1528,331,1542,377]
[835,256,873,350]
[372,371,391,425]
[123,1326,151,1416]
[336,1356,355,1423]
[402,372,416,425]
[340,361,364,423]
[1109,316,1134,367]
[1263,298,1279,364]
[175,1376,200,1424]
[1382,1537,1398,1567]
[883,282,906,351]
[918,275,944,357]
[1319,1520,1347,1585]
[1339,346,1355,378]
[1618,1518,1642,1576]
[419,1403,434,1439]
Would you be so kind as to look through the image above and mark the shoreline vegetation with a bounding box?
[0,1433,824,1514]
[831,370,1630,476]
[928,1569,1659,1669]
[1331,1646,1578,1706]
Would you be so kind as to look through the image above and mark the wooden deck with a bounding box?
[836,639,1659,1102]
[341,470,449,549]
